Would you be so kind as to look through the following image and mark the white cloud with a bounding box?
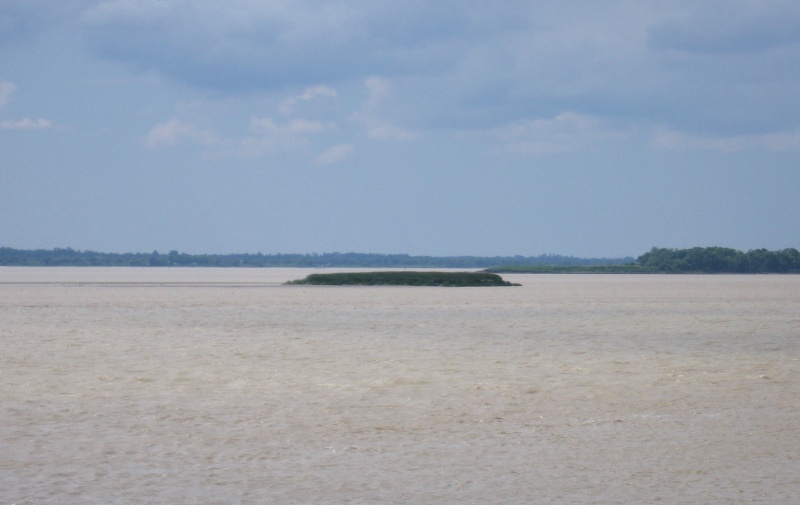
[250,117,330,135]
[351,76,417,140]
[314,144,354,165]
[145,118,216,149]
[492,112,627,155]
[300,85,337,101]
[352,113,417,141]
[0,118,53,130]
[144,96,336,157]
[0,81,52,131]
[279,85,337,115]
[237,116,334,158]
[0,81,15,108]
[650,128,800,152]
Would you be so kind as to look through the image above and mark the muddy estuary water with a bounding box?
[2,268,799,504]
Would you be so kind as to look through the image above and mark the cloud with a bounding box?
[314,144,355,165]
[145,118,216,149]
[237,116,334,158]
[299,85,337,102]
[279,85,337,115]
[79,0,529,97]
[650,128,800,152]
[0,81,53,131]
[144,83,338,157]
[78,1,800,138]
[492,112,627,155]
[0,118,53,130]
[351,76,417,140]
[648,2,800,53]
[146,115,332,156]
[0,81,15,108]
[80,0,457,90]
[251,117,330,135]
[364,76,390,107]
[352,113,417,141]
[0,0,86,45]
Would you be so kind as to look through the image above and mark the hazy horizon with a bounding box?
[2,244,643,259]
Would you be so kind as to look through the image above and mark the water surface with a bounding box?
[2,268,798,504]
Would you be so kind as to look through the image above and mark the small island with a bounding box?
[286,271,520,287]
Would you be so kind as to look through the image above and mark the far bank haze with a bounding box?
[1,246,799,273]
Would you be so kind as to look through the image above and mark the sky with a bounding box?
[1,0,799,258]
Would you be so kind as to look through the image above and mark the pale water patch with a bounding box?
[1,268,799,504]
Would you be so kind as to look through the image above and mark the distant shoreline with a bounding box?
[1,246,798,273]
[483,265,660,274]
[0,247,631,269]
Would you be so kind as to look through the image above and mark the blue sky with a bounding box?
[1,0,799,257]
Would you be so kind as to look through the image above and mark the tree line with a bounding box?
[635,247,800,273]
[0,247,632,268]
[490,247,800,273]
[2,246,798,272]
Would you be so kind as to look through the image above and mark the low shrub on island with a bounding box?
[287,271,520,286]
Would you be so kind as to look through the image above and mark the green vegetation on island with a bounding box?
[287,271,520,286]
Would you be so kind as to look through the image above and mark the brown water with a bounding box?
[2,268,799,504]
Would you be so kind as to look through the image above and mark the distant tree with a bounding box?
[636,246,800,273]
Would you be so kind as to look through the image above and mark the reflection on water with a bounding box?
[2,268,799,504]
